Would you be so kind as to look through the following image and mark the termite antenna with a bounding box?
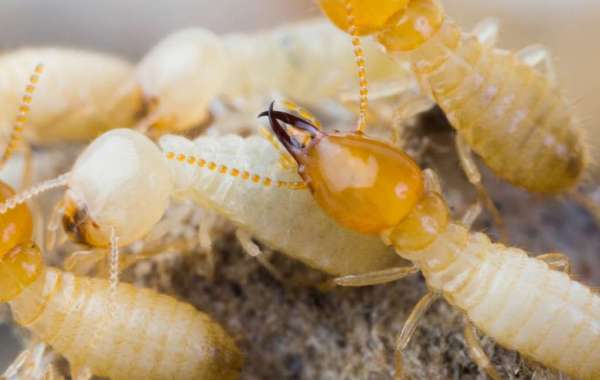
[0,63,44,168]
[344,0,369,133]
[0,172,70,214]
[165,142,307,190]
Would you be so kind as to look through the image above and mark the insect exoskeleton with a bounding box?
[318,0,588,223]
[0,48,142,144]
[13,127,399,277]
[0,179,243,380]
[262,103,600,380]
[135,19,407,135]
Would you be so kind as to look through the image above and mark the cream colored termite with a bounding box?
[0,48,141,145]
[0,128,401,288]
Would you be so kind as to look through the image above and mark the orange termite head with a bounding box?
[0,181,42,302]
[318,0,410,36]
[259,102,425,235]
[318,0,445,52]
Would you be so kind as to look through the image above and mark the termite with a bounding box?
[0,125,401,286]
[0,179,243,380]
[0,48,141,146]
[260,98,600,380]
[134,18,411,134]
[318,0,590,229]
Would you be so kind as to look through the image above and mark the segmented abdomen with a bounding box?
[417,224,600,379]
[413,21,585,193]
[159,134,402,276]
[10,269,243,380]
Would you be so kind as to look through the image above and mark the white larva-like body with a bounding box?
[63,129,400,275]
[159,133,402,275]
[398,223,600,379]
[135,19,407,132]
[0,48,141,144]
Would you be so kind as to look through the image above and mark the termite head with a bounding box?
[376,0,445,52]
[0,181,40,302]
[260,102,424,235]
[63,129,174,248]
[319,0,445,52]
[318,0,410,35]
[136,28,228,134]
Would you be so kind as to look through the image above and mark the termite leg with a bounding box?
[455,134,508,241]
[394,292,439,380]
[71,365,93,380]
[461,202,483,229]
[63,249,106,275]
[333,266,420,287]
[464,321,502,380]
[235,229,286,283]
[45,201,66,252]
[517,44,557,86]
[471,17,500,48]
[536,252,571,274]
[390,92,435,145]
[198,210,217,281]
[570,189,600,229]
[259,126,297,170]
[422,168,442,194]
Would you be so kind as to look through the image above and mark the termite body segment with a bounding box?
[57,128,400,276]
[0,48,141,144]
[319,0,585,195]
[263,105,600,379]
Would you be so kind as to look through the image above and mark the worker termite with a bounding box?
[318,0,590,229]
[0,179,243,380]
[0,48,141,146]
[134,18,412,134]
[0,125,401,287]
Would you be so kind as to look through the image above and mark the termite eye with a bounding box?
[318,0,410,35]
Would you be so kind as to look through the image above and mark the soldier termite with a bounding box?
[318,0,593,230]
[261,98,600,380]
[0,179,243,380]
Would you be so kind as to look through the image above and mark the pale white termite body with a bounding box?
[0,48,141,144]
[8,258,242,380]
[394,222,600,379]
[61,128,401,275]
[135,19,409,132]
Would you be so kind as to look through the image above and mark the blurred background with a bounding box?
[1,0,599,376]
